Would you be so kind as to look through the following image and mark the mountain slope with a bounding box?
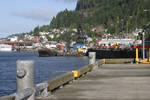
[50,0,150,36]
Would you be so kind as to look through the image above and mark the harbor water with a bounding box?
[0,52,88,97]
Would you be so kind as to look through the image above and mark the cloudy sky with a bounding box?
[0,0,78,38]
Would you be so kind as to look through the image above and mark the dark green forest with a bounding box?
[19,0,150,41]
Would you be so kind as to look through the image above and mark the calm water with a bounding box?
[0,52,88,97]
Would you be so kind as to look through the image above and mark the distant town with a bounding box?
[0,25,144,53]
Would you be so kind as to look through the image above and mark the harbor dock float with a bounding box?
[36,63,150,100]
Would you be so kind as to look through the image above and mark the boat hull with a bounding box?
[38,49,57,57]
[88,49,143,59]
[0,44,12,52]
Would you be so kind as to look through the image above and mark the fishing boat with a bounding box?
[38,48,57,57]
[0,44,12,52]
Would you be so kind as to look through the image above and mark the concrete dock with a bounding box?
[36,64,150,100]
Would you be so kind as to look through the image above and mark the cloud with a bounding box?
[56,0,78,3]
[12,8,58,22]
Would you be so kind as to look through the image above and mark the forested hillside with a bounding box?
[50,10,79,29]
[49,0,150,39]
[17,0,150,41]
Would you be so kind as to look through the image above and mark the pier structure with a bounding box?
[39,63,150,100]
[1,52,150,100]
[134,43,150,63]
[0,41,32,47]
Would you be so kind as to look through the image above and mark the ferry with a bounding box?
[0,44,12,52]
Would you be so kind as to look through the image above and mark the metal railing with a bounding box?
[0,52,103,100]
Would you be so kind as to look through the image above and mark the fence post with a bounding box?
[17,60,34,100]
[89,52,96,64]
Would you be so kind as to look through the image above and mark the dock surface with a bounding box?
[37,64,150,100]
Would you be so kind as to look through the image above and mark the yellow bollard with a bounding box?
[103,59,106,63]
[135,48,139,62]
[72,70,81,78]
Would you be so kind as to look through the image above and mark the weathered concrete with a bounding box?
[16,60,35,100]
[105,59,135,64]
[47,72,74,91]
[36,64,150,100]
[89,52,96,64]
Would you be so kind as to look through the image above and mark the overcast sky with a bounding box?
[0,0,78,38]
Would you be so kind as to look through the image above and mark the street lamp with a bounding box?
[135,13,138,43]
[142,22,150,60]
[121,19,124,38]
[127,16,132,34]
[142,29,145,60]
[116,21,119,35]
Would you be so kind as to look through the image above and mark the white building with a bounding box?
[24,34,34,40]
[40,36,48,42]
[72,29,77,32]
[98,39,136,46]
[52,28,60,33]
[39,32,49,36]
[8,36,18,42]
[56,34,60,37]
[60,30,65,34]
[28,35,35,40]
[49,34,54,39]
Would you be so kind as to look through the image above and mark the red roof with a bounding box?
[95,40,100,43]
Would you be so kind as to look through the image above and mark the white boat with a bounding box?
[0,44,12,52]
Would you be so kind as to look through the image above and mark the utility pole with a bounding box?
[65,8,68,29]
[127,21,128,34]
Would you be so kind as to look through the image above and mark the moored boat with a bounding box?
[38,48,57,57]
[0,44,12,52]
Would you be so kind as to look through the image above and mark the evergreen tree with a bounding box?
[33,26,40,36]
